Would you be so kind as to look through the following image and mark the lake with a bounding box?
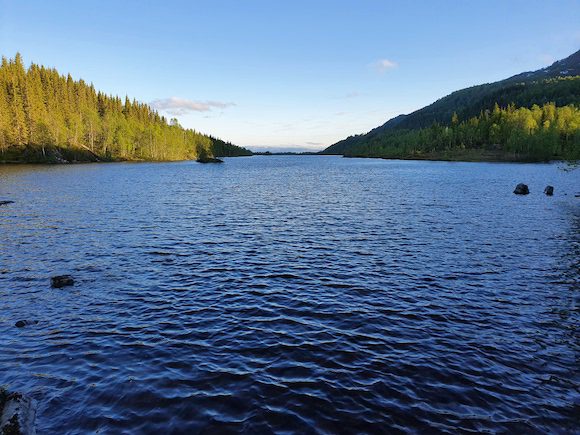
[1,156,579,433]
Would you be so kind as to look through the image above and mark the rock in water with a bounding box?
[15,320,38,328]
[0,391,37,435]
[514,183,529,195]
[196,157,224,164]
[50,275,74,288]
[544,185,554,196]
[0,201,14,206]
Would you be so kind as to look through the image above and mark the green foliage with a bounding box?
[0,54,251,162]
[339,103,580,162]
[390,76,580,132]
[210,136,252,157]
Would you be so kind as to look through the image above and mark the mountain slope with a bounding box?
[323,50,580,159]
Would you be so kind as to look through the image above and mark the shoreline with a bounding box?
[0,155,252,165]
[1,152,576,166]
[340,155,562,164]
[336,149,575,164]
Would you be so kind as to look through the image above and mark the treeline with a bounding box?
[210,136,252,157]
[0,53,250,163]
[341,103,580,161]
[395,76,580,131]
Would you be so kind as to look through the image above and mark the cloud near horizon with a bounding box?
[250,144,325,153]
[538,53,556,65]
[150,97,235,115]
[372,58,398,73]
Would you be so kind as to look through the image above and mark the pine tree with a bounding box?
[0,58,10,154]
[6,53,29,146]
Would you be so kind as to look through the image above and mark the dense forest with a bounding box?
[324,50,580,161]
[0,54,251,163]
[210,136,253,157]
[393,75,580,132]
[336,103,580,161]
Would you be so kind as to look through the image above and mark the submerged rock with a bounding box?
[513,183,529,195]
[196,157,224,164]
[50,275,74,288]
[0,390,37,435]
[15,320,38,328]
[544,185,554,196]
[0,201,14,206]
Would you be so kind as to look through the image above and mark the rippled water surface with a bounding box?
[1,156,579,434]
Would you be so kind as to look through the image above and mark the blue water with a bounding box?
[0,156,579,433]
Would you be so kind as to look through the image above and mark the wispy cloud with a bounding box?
[150,97,235,115]
[333,91,363,100]
[250,145,324,153]
[538,53,556,65]
[372,58,398,74]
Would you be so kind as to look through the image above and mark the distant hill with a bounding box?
[323,50,580,161]
[210,136,253,157]
[0,53,251,163]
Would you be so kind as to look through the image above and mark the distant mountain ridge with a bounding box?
[508,50,580,82]
[323,49,580,157]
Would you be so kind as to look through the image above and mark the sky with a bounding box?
[1,0,579,152]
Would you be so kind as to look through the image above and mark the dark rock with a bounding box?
[15,320,38,328]
[0,390,37,435]
[196,157,224,164]
[46,148,70,164]
[513,183,529,195]
[50,275,74,288]
[0,201,14,206]
[544,185,554,196]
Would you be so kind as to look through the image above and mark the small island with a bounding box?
[196,156,224,163]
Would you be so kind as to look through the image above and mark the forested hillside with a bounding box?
[340,103,580,161]
[210,136,253,157]
[0,54,251,163]
[324,50,580,161]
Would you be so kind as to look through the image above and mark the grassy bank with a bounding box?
[342,148,568,163]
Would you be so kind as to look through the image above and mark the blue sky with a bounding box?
[1,0,579,151]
